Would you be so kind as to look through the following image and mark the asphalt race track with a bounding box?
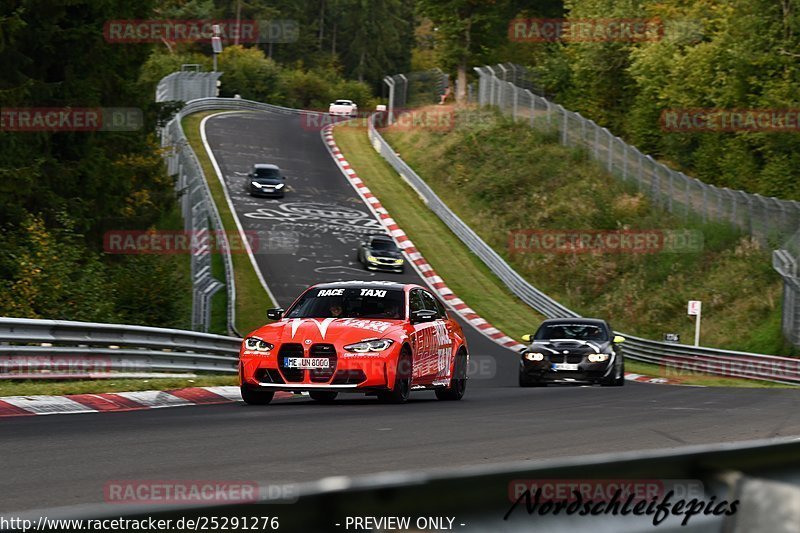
[2,110,800,514]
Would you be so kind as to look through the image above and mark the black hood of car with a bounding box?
[369,249,402,259]
[529,339,612,354]
[252,177,283,185]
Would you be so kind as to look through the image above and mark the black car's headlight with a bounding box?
[344,339,394,353]
[524,352,545,361]
[244,337,274,353]
[588,353,610,363]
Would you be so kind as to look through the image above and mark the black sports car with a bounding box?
[518,318,625,387]
[356,235,406,273]
[248,164,286,197]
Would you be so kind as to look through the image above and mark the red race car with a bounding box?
[239,281,468,404]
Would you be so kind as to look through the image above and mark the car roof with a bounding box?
[253,164,280,170]
[539,318,609,327]
[369,235,395,242]
[311,280,412,291]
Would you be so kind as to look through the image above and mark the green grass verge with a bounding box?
[334,125,544,341]
[182,111,275,336]
[335,122,791,388]
[0,375,237,397]
[382,107,791,356]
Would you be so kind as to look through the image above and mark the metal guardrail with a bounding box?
[156,71,222,103]
[774,228,800,347]
[0,317,240,377]
[368,112,800,385]
[474,63,800,348]
[25,436,800,532]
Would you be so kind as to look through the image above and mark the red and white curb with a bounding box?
[625,373,682,385]
[322,125,524,352]
[0,387,300,418]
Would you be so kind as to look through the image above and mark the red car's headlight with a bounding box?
[244,337,274,353]
[344,339,394,353]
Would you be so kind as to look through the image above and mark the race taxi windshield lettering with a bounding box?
[318,289,344,297]
[360,289,387,297]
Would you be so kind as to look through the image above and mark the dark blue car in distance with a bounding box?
[248,163,286,198]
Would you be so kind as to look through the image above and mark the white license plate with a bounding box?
[552,363,579,371]
[284,357,330,369]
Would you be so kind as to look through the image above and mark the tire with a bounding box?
[614,360,626,386]
[436,350,467,401]
[309,391,338,403]
[378,350,412,404]
[601,359,625,387]
[240,384,275,405]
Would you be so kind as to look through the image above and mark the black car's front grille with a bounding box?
[278,343,304,382]
[546,353,588,364]
[309,344,337,383]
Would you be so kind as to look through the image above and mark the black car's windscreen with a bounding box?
[371,239,399,251]
[254,168,281,178]
[535,324,608,342]
[285,287,405,320]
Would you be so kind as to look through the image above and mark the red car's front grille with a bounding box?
[277,343,304,382]
[309,344,337,382]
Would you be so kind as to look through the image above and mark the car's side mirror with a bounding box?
[411,309,437,323]
[613,335,625,343]
[521,334,533,342]
[267,307,284,320]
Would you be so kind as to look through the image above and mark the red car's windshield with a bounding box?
[285,287,405,320]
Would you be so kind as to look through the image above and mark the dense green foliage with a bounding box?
[0,0,191,326]
[522,0,800,199]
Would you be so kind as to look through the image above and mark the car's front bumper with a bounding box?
[249,187,285,197]
[241,352,397,392]
[365,262,405,272]
[520,359,614,383]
